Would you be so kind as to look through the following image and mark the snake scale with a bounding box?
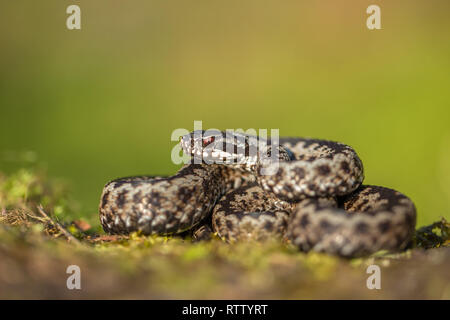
[99,130,416,257]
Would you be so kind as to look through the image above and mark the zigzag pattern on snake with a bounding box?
[99,130,416,257]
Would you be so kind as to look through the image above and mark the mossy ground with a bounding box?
[0,168,449,299]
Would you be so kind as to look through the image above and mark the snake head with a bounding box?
[180,130,261,167]
[180,130,292,174]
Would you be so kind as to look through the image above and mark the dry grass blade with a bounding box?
[36,204,81,245]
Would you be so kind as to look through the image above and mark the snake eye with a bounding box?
[202,136,215,147]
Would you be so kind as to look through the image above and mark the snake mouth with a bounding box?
[180,134,194,156]
[180,131,222,159]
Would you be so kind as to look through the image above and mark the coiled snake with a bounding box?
[99,130,416,257]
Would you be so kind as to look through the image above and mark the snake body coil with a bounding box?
[99,130,416,257]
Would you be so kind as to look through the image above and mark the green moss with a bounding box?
[415,217,450,249]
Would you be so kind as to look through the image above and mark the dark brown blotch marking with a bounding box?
[113,180,128,189]
[316,165,331,176]
[150,191,161,206]
[283,184,295,194]
[355,199,369,212]
[355,222,369,234]
[299,214,310,227]
[340,161,350,173]
[101,190,110,208]
[116,190,128,208]
[293,167,305,179]
[378,220,391,234]
[252,193,261,200]
[319,219,335,232]
[177,187,192,203]
[404,213,414,227]
[264,221,274,231]
[133,191,143,204]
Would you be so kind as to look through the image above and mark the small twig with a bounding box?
[37,205,81,245]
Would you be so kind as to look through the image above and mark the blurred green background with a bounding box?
[1,1,449,227]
